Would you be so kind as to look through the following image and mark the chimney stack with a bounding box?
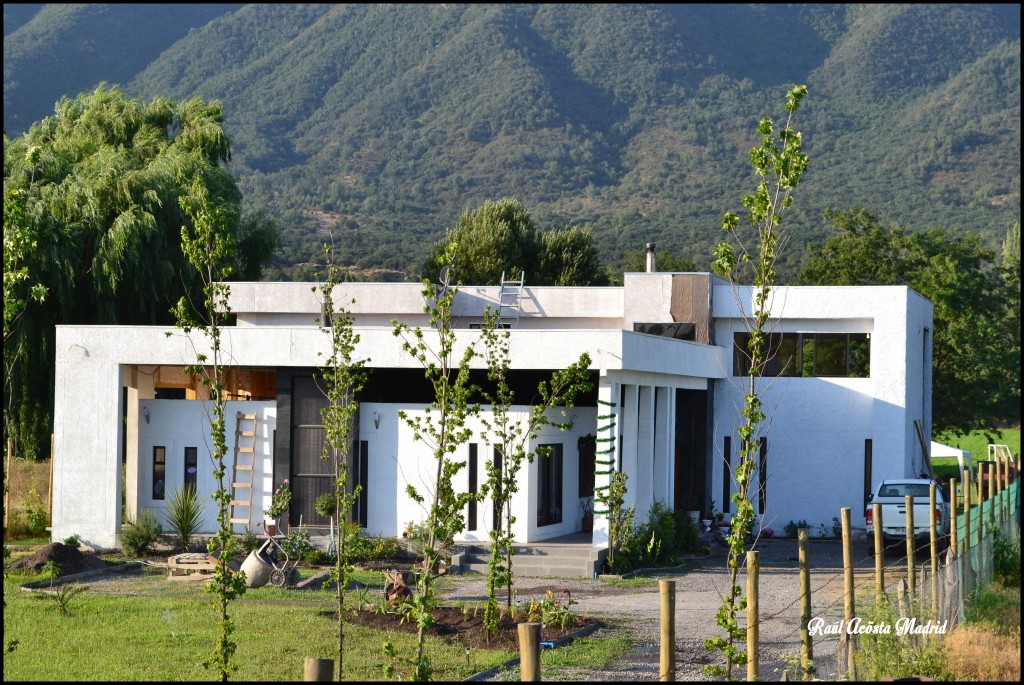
[645,242,656,273]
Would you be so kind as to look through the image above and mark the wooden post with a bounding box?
[518,622,541,681]
[303,657,333,681]
[929,483,938,616]
[798,528,813,681]
[746,551,759,683]
[905,495,916,595]
[963,484,973,595]
[660,579,675,682]
[874,503,884,606]
[949,477,958,558]
[4,437,11,529]
[841,507,856,681]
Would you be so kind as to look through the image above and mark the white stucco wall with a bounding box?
[710,285,933,531]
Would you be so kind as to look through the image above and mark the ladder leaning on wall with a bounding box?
[498,270,525,329]
[229,412,258,533]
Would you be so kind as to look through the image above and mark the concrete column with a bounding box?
[636,385,655,516]
[592,377,619,549]
[622,385,640,512]
[125,365,156,521]
[654,386,673,507]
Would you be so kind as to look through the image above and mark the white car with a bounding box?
[865,478,950,548]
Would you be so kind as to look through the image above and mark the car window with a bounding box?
[879,483,933,498]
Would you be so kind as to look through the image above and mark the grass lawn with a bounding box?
[2,565,516,681]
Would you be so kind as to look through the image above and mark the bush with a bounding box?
[163,485,205,553]
[853,596,951,681]
[783,519,809,538]
[992,529,1020,587]
[22,485,48,535]
[62,534,81,551]
[279,527,314,562]
[235,528,261,555]
[674,510,700,553]
[121,510,162,558]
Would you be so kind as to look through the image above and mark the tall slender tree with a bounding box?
[709,84,809,679]
[172,178,246,681]
[314,243,368,680]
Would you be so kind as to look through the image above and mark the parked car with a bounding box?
[865,478,950,552]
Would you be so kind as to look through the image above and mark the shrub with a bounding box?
[674,510,700,553]
[235,528,261,555]
[992,529,1020,587]
[783,519,809,538]
[163,485,205,553]
[121,510,162,558]
[22,485,48,535]
[279,527,314,562]
[62,534,81,551]
[852,595,951,681]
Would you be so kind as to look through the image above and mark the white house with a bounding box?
[50,269,933,553]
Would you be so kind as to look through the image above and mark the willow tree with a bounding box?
[2,84,276,460]
[708,85,809,679]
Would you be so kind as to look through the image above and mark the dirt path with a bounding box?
[443,536,888,680]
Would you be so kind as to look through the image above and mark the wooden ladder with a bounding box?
[498,270,524,329]
[229,412,258,532]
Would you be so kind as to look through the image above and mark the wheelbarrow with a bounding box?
[240,537,299,588]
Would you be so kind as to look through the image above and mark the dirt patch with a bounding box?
[8,542,118,576]
[338,604,594,652]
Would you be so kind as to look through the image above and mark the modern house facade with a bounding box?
[50,271,933,553]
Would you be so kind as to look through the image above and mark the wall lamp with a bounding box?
[143,406,150,424]
[373,411,380,430]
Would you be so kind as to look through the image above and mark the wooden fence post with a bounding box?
[660,579,675,682]
[905,495,916,595]
[798,528,814,681]
[303,657,333,681]
[929,482,938,617]
[841,507,856,681]
[874,503,884,606]
[949,477,958,558]
[963,484,973,595]
[518,622,540,681]
[746,551,759,683]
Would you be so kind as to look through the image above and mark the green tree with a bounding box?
[799,208,1020,437]
[478,308,592,639]
[2,84,276,460]
[423,198,607,286]
[710,84,809,679]
[390,243,479,680]
[171,178,246,681]
[314,243,368,680]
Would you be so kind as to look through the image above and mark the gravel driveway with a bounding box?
[443,535,886,681]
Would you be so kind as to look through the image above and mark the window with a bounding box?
[467,444,478,531]
[537,444,563,526]
[152,446,166,500]
[184,447,198,489]
[350,440,368,528]
[578,436,596,498]
[734,332,870,378]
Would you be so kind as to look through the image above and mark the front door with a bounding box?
[291,376,332,528]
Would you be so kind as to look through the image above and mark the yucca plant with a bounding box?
[164,485,206,553]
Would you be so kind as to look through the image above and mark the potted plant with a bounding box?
[682,494,701,526]
[579,496,594,533]
[264,479,292,536]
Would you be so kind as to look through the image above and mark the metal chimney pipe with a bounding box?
[645,242,656,272]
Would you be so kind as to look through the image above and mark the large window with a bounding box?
[537,444,563,527]
[733,332,870,378]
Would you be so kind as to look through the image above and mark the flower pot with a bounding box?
[687,511,700,526]
[264,518,278,536]
[581,514,594,533]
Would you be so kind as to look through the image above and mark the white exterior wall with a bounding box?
[711,285,933,530]
[135,400,275,533]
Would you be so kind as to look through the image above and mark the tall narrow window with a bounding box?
[153,446,166,500]
[863,439,873,511]
[492,448,503,531]
[578,435,596,498]
[537,444,563,526]
[467,443,478,531]
[350,440,369,528]
[184,447,198,490]
[722,436,731,514]
[758,437,767,515]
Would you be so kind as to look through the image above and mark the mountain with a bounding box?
[4,3,1020,281]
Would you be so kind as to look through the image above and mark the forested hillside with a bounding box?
[4,3,1020,281]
